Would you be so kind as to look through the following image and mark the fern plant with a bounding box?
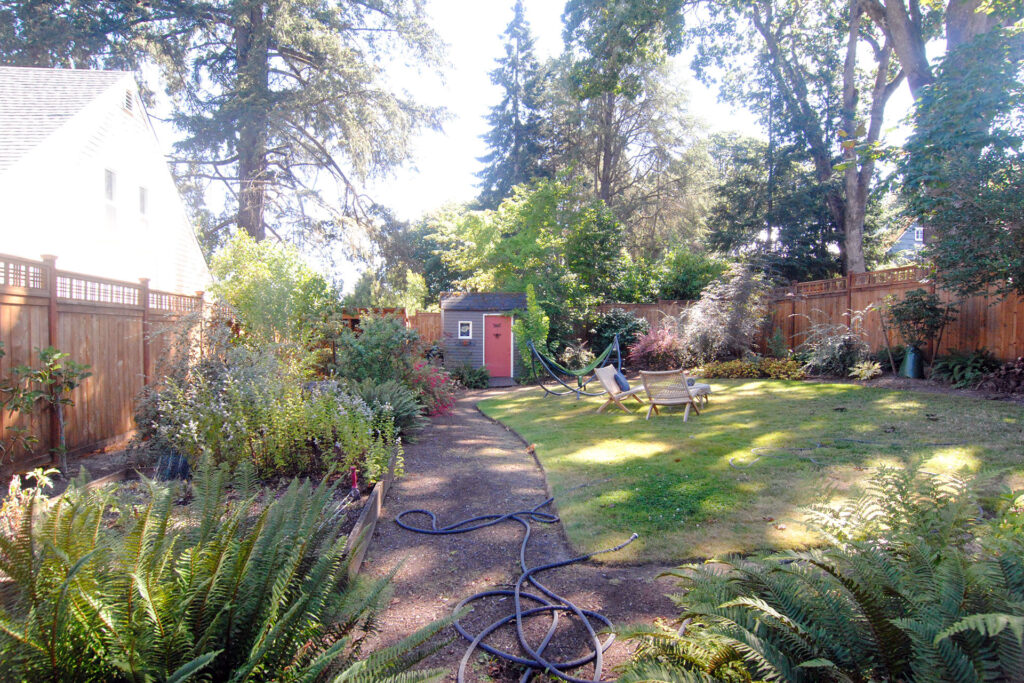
[932,349,1001,389]
[617,469,1024,682]
[0,463,448,682]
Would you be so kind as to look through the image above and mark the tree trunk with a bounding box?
[596,93,616,202]
[235,2,270,240]
[842,0,868,274]
[946,0,1000,49]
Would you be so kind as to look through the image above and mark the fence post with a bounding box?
[140,278,151,385]
[846,272,854,322]
[40,254,59,460]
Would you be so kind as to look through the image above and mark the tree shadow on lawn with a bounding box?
[478,380,1024,564]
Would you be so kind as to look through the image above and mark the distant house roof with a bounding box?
[0,66,133,174]
[440,292,527,311]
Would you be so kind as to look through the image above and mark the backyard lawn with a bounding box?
[478,380,1024,563]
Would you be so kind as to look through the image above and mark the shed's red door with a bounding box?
[484,315,513,377]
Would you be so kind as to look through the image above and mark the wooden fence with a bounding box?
[769,266,1024,360]
[598,266,1024,361]
[410,311,441,344]
[596,300,694,331]
[0,253,203,476]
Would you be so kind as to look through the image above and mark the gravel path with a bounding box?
[360,387,676,682]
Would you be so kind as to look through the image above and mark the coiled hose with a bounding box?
[396,499,637,683]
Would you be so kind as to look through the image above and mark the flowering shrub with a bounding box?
[628,327,687,370]
[407,361,456,415]
[135,316,399,481]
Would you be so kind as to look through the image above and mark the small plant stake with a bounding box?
[350,465,360,497]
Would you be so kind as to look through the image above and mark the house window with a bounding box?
[458,321,472,339]
[914,227,924,242]
[139,187,148,214]
[104,169,116,201]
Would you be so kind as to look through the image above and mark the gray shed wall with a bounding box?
[441,309,521,377]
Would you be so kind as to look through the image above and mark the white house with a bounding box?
[0,66,210,295]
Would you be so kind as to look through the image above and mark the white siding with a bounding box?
[0,76,210,295]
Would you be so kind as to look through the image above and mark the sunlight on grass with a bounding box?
[565,439,672,464]
[478,380,1024,564]
[921,448,982,473]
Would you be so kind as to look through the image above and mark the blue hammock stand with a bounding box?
[527,335,623,399]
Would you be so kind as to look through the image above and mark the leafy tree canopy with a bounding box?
[210,233,336,344]
[903,28,1024,297]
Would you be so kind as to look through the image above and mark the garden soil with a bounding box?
[360,386,677,682]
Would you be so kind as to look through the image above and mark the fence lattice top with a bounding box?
[0,252,202,312]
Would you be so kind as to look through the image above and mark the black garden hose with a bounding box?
[395,499,637,683]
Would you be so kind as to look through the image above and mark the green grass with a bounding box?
[478,380,1024,563]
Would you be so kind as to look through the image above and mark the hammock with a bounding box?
[527,335,623,399]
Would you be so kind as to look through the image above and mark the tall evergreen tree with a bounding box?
[477,0,547,209]
[0,0,444,244]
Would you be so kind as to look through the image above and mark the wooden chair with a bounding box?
[639,369,711,421]
[593,365,646,414]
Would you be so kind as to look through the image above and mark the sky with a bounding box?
[365,0,765,224]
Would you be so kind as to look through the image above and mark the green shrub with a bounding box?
[765,327,789,359]
[330,315,422,383]
[617,469,1024,682]
[210,233,338,347]
[0,465,449,682]
[656,250,729,301]
[450,364,490,389]
[871,343,907,370]
[700,358,806,380]
[589,308,650,355]
[345,378,427,437]
[512,284,550,379]
[932,348,1001,388]
[885,288,957,350]
[136,316,396,481]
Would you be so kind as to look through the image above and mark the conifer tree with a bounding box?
[477,0,547,209]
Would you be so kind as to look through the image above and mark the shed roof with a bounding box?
[440,292,527,312]
[0,66,131,173]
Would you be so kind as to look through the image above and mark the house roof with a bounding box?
[0,66,131,173]
[440,292,527,311]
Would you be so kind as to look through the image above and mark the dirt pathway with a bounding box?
[360,387,677,682]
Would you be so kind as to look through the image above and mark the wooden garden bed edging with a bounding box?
[343,448,400,580]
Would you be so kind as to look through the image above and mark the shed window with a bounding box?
[458,321,472,339]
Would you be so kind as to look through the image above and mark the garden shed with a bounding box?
[440,292,526,384]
